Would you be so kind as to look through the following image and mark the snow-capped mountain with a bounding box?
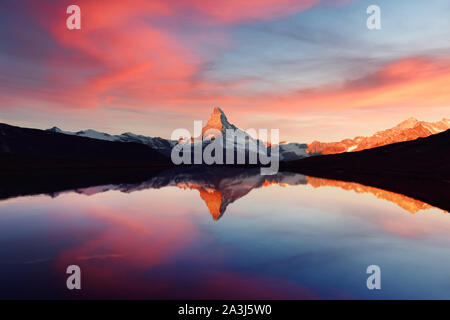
[196,107,270,161]
[201,107,309,162]
[48,107,310,162]
[307,117,450,155]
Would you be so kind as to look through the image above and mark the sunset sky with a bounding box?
[0,0,449,142]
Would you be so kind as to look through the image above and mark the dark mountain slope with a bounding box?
[0,123,171,172]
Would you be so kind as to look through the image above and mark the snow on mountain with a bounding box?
[278,142,309,161]
[47,107,310,162]
[76,129,117,141]
[199,107,261,155]
[46,127,177,156]
[198,107,309,162]
[115,132,178,153]
[307,117,450,155]
[47,126,116,141]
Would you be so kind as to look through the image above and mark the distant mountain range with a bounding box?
[308,117,450,155]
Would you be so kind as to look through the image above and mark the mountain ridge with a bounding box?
[47,126,178,157]
[45,109,449,161]
[47,107,310,162]
[307,117,450,155]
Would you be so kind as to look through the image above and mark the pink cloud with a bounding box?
[4,0,347,111]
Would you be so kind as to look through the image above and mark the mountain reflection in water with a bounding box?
[5,166,445,219]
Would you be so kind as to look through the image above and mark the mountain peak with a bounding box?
[202,107,237,137]
[213,106,225,115]
[396,117,419,129]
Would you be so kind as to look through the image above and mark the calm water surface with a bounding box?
[0,169,448,299]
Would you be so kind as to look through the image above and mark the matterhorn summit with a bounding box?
[202,107,237,138]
